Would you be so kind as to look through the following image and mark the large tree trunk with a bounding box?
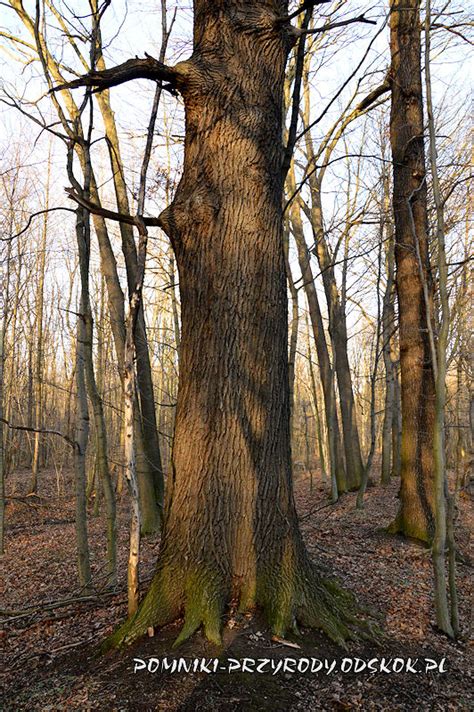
[388,0,436,543]
[106,1,364,649]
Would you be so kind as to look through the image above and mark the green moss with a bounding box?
[387,512,431,544]
[101,562,183,652]
[256,549,376,647]
[173,568,224,647]
[101,542,377,653]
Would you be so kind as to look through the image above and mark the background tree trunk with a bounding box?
[388,0,436,543]
[381,188,397,485]
[0,239,10,554]
[74,205,92,593]
[288,168,346,494]
[9,0,164,533]
[284,223,299,442]
[30,157,50,493]
[425,0,456,637]
[307,183,364,490]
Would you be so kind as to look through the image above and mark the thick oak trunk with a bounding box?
[107,1,366,649]
[388,0,436,542]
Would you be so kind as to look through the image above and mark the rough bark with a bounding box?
[104,1,368,649]
[388,0,436,543]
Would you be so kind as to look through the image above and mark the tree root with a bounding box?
[102,549,378,653]
[386,512,432,544]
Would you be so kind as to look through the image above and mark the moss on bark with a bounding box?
[102,541,375,653]
[387,511,431,545]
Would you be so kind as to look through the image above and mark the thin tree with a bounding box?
[29,149,50,493]
[0,235,10,555]
[7,0,164,533]
[424,0,458,637]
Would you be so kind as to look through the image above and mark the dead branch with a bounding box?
[1,418,76,450]
[51,55,180,93]
[65,188,162,228]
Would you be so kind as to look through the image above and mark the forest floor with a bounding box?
[1,467,473,711]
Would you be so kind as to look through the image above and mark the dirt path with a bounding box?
[2,469,472,710]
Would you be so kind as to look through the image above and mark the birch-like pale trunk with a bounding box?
[74,218,92,592]
[284,222,299,441]
[123,305,141,616]
[30,154,50,493]
[0,240,10,554]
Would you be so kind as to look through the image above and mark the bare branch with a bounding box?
[282,6,313,182]
[295,14,377,36]
[295,13,389,144]
[1,418,76,450]
[1,207,77,242]
[278,0,331,23]
[51,54,180,93]
[65,188,162,228]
